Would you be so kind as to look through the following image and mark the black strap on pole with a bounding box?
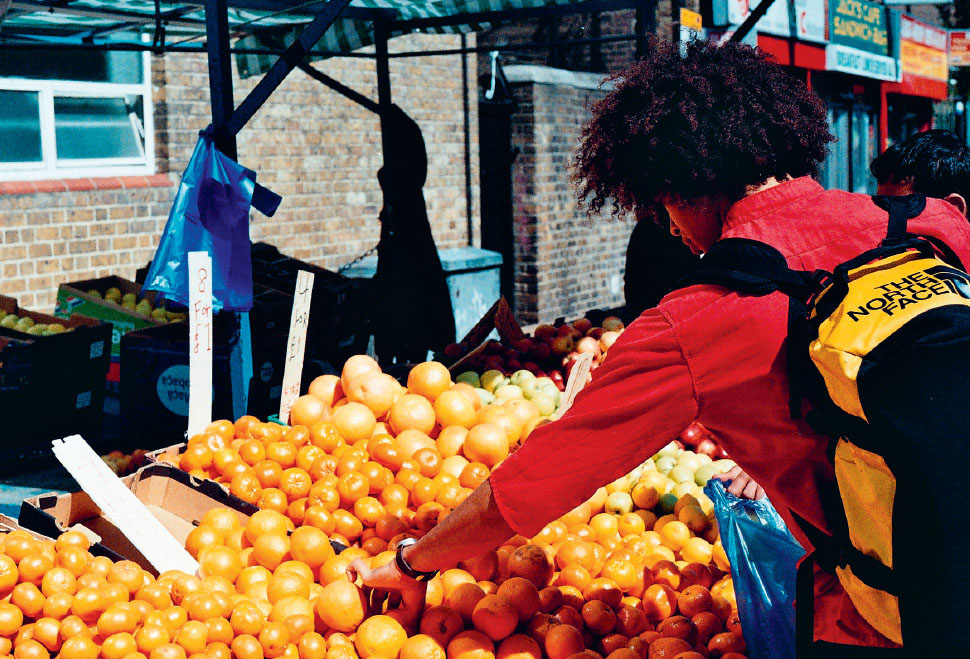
[297,60,380,114]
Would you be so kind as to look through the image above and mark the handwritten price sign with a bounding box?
[187,251,213,438]
[279,270,315,424]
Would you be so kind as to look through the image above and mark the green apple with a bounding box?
[0,315,18,329]
[456,371,481,388]
[694,464,719,486]
[86,289,102,298]
[531,392,557,417]
[15,317,34,329]
[668,465,695,484]
[656,442,680,459]
[494,384,523,400]
[605,491,634,515]
[476,388,496,406]
[657,492,678,515]
[47,324,66,334]
[655,455,676,474]
[510,370,536,387]
[696,453,713,466]
[122,293,137,304]
[677,453,702,473]
[639,459,657,472]
[480,369,508,393]
[519,378,540,400]
[713,459,737,473]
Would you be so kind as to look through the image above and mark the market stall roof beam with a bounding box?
[223,0,355,138]
[728,0,779,43]
[387,0,643,32]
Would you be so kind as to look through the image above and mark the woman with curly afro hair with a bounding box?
[355,41,970,657]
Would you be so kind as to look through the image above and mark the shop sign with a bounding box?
[724,0,826,43]
[680,7,705,46]
[829,0,889,56]
[952,31,970,67]
[826,43,898,81]
[899,15,948,81]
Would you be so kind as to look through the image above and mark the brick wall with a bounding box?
[0,33,479,310]
[506,66,634,325]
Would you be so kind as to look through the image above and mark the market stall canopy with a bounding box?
[0,0,634,60]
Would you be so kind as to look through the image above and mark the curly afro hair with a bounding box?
[574,40,833,218]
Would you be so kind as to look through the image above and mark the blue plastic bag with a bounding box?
[704,479,805,659]
[143,128,281,311]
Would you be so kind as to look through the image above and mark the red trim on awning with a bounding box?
[757,35,826,71]
[884,72,948,101]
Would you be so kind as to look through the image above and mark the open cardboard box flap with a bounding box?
[19,464,256,573]
[448,298,525,374]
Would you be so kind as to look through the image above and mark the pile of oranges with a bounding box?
[2,354,745,659]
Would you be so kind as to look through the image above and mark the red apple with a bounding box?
[551,336,575,356]
[513,338,534,353]
[696,438,718,457]
[534,343,552,361]
[572,318,593,334]
[507,359,522,370]
[602,316,625,332]
[576,336,602,357]
[599,331,621,352]
[587,327,604,340]
[680,423,704,447]
[534,325,557,340]
[550,370,565,390]
[504,348,520,361]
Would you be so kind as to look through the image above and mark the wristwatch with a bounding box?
[395,538,438,582]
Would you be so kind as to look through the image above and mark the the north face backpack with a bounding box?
[677,195,970,655]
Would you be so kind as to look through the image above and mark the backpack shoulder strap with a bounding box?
[675,237,816,299]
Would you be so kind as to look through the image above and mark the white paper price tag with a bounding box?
[52,436,199,575]
[279,271,315,424]
[188,251,213,438]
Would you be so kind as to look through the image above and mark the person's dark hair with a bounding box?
[574,40,833,217]
[869,129,970,201]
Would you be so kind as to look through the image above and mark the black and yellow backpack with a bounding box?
[679,195,970,655]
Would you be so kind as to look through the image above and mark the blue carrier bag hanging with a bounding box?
[704,479,805,659]
[143,127,281,311]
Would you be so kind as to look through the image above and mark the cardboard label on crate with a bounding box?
[554,353,594,419]
[279,271,315,424]
[187,252,213,438]
[51,436,199,574]
[157,365,191,416]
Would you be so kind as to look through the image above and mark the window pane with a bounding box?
[0,49,142,84]
[54,96,144,160]
[0,90,42,163]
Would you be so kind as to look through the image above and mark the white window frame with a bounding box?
[0,48,155,182]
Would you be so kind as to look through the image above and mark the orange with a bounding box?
[279,468,312,502]
[332,403,377,442]
[387,395,436,435]
[502,400,540,434]
[0,553,20,592]
[413,448,442,479]
[447,630,494,659]
[230,602,265,637]
[40,567,77,598]
[352,498,385,528]
[58,635,99,659]
[5,532,38,562]
[496,578,540,623]
[185,526,224,560]
[392,429,433,460]
[230,634,264,659]
[246,510,290,544]
[0,602,24,635]
[437,426,469,458]
[419,606,463,647]
[440,456,470,481]
[317,556,354,587]
[308,422,342,454]
[353,615,406,659]
[581,600,616,635]
[459,463,490,490]
[32,617,61,653]
[13,581,47,618]
[600,560,640,593]
[266,572,309,605]
[462,424,508,467]
[288,528,333,570]
[398,634,445,659]
[445,582,486,624]
[205,617,234,645]
[314,581,366,633]
[266,442,298,470]
[542,625,584,659]
[308,375,343,407]
[257,621,290,659]
[15,640,48,659]
[340,355,381,392]
[98,604,138,635]
[471,595,518,642]
[433,391,476,429]
[239,440,267,466]
[345,372,397,418]
[149,643,187,659]
[298,632,326,659]
[198,547,243,583]
[475,408,521,447]
[57,615,87,643]
[54,530,90,553]
[336,474,370,508]
[296,446,325,473]
[555,541,596,573]
[175,621,208,655]
[136,624,172,654]
[102,632,138,659]
[254,461,284,489]
[207,420,236,443]
[289,396,330,429]
[235,415,262,439]
[258,489,290,515]
[407,361,452,400]
[495,634,540,659]
[507,545,553,590]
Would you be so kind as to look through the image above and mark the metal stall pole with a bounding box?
[205,0,252,419]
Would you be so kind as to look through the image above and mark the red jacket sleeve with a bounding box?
[489,309,699,537]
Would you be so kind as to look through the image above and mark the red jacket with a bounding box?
[490,177,970,646]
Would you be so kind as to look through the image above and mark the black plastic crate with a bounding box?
[120,315,288,446]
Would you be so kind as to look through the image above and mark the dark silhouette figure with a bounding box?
[372,105,456,364]
[624,207,701,317]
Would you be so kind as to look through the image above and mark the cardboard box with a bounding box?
[0,514,51,541]
[448,298,525,374]
[19,464,256,573]
[0,295,109,466]
[54,276,169,362]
